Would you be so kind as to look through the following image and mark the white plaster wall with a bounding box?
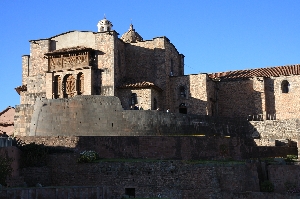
[51,31,95,50]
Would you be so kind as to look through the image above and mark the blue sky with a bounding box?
[1,0,300,110]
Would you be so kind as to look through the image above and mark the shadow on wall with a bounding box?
[264,78,276,120]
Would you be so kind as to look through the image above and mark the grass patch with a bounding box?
[93,158,245,165]
[182,159,245,165]
[95,158,166,163]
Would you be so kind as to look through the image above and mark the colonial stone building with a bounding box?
[16,17,186,111]
[14,17,300,136]
[208,65,300,120]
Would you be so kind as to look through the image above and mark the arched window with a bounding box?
[131,93,137,105]
[77,73,84,95]
[63,74,75,98]
[179,86,186,98]
[53,75,61,99]
[281,80,289,93]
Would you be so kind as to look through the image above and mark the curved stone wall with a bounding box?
[27,96,250,136]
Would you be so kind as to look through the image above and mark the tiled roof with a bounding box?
[45,46,94,55]
[118,81,162,91]
[209,64,300,80]
[15,85,27,95]
[0,106,14,136]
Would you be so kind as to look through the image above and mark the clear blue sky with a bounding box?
[1,0,300,110]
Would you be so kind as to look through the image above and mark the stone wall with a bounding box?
[268,165,300,193]
[0,186,112,199]
[250,119,300,147]
[14,104,34,136]
[250,119,300,157]
[95,31,117,96]
[169,74,210,115]
[21,154,259,199]
[216,79,263,118]
[17,136,297,160]
[117,88,154,110]
[267,75,300,120]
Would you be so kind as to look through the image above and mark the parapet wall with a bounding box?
[17,95,251,137]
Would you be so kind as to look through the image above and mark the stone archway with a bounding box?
[77,72,84,95]
[63,74,75,98]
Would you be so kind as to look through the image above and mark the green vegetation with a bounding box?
[285,155,298,163]
[77,150,100,163]
[0,155,13,186]
[14,139,74,168]
[285,181,300,194]
[260,180,274,192]
[19,142,48,168]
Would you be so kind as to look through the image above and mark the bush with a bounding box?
[260,180,274,192]
[285,155,298,162]
[285,181,300,193]
[19,142,48,167]
[77,150,99,163]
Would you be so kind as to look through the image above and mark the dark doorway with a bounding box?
[125,188,135,198]
[179,103,187,114]
[153,98,157,110]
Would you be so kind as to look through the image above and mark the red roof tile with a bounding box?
[209,64,300,80]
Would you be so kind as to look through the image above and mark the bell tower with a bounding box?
[97,16,113,32]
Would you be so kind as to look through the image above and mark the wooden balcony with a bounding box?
[45,47,95,72]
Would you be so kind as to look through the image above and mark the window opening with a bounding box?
[125,188,135,198]
[281,80,289,93]
[179,86,186,98]
[131,93,138,105]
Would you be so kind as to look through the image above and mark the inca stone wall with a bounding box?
[22,154,260,199]
[14,95,253,137]
[0,186,113,199]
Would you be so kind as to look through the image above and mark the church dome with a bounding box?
[97,17,113,32]
[120,24,143,43]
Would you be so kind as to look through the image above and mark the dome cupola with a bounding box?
[120,24,143,43]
